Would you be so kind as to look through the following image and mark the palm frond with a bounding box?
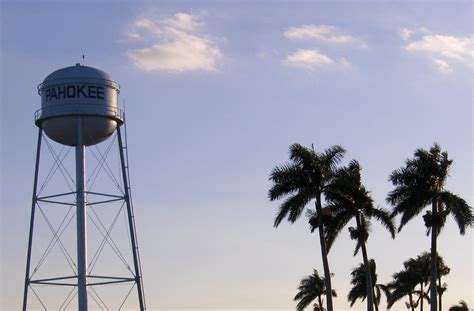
[268,163,306,201]
[449,300,469,311]
[321,145,346,173]
[438,150,452,185]
[324,209,352,252]
[439,191,473,234]
[371,207,396,238]
[295,293,317,311]
[294,269,330,311]
[392,194,431,232]
[289,144,316,167]
[347,259,377,306]
[273,191,312,227]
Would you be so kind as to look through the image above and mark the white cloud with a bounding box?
[284,49,350,70]
[282,24,360,71]
[434,59,452,74]
[134,18,163,36]
[127,13,223,73]
[284,24,365,46]
[163,12,202,31]
[399,27,430,41]
[404,33,474,73]
[400,28,414,41]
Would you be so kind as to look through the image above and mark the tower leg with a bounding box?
[23,128,43,311]
[117,126,145,310]
[76,117,88,310]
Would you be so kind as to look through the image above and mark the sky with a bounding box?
[1,1,473,310]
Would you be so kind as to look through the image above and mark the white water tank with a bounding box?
[36,64,123,146]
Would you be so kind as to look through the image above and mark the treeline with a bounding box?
[268,143,473,311]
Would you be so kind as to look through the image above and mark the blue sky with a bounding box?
[1,1,473,310]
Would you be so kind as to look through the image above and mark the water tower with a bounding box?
[23,64,146,310]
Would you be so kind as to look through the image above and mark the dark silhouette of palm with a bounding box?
[385,252,450,311]
[348,259,387,311]
[269,143,345,311]
[385,263,421,311]
[435,255,450,311]
[387,143,473,311]
[294,269,337,311]
[309,160,395,311]
[449,301,469,311]
[403,253,430,311]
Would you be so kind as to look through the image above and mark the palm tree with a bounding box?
[269,143,345,311]
[386,253,450,311]
[449,301,469,311]
[294,269,337,311]
[348,259,387,311]
[387,143,473,311]
[403,253,432,311]
[310,160,395,311]
[385,264,420,311]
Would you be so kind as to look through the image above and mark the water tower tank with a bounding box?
[36,64,123,146]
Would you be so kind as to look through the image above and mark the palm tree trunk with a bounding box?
[438,276,442,311]
[430,197,438,311]
[373,288,379,311]
[315,196,333,311]
[355,212,374,311]
[409,293,415,311]
[318,295,323,311]
[420,283,424,311]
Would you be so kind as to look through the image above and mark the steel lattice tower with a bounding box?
[23,64,146,310]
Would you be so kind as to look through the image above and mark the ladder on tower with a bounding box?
[121,114,147,310]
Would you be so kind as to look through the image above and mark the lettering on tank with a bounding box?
[45,85,105,102]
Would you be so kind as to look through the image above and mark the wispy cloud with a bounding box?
[401,28,473,73]
[399,27,430,41]
[283,24,361,71]
[284,49,350,71]
[284,24,366,47]
[163,12,203,31]
[127,13,223,73]
[285,49,334,68]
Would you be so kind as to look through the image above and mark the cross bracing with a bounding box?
[23,128,146,310]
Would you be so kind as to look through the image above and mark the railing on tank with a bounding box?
[35,104,125,125]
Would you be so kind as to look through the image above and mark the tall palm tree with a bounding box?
[387,143,473,311]
[449,301,469,311]
[294,269,337,311]
[269,143,345,311]
[310,160,395,311]
[348,259,387,311]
